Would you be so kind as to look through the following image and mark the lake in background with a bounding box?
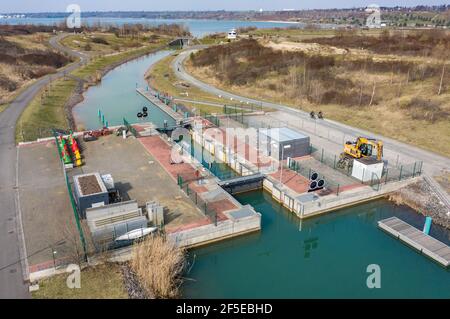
[0,17,323,37]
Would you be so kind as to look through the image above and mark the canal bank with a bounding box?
[73,50,176,130]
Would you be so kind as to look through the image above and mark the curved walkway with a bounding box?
[0,33,86,298]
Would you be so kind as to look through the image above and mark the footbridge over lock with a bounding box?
[169,37,193,48]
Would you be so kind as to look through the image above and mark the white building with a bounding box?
[227,29,237,40]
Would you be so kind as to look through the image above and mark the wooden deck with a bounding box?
[136,88,184,122]
[378,217,450,267]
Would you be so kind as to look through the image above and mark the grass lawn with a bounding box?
[32,263,128,299]
[15,77,76,142]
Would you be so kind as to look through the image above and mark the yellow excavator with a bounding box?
[337,137,383,170]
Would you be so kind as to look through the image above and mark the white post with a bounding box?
[280,144,291,184]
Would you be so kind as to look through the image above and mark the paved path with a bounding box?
[172,48,450,177]
[0,33,87,298]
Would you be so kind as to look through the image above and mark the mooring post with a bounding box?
[423,216,432,235]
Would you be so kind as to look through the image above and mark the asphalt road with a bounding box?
[172,49,450,177]
[0,33,87,298]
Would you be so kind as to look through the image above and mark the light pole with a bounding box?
[52,249,57,269]
[271,143,291,184]
[280,144,291,184]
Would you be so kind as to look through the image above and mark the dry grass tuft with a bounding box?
[131,235,186,299]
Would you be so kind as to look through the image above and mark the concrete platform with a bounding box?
[378,217,450,267]
[136,87,184,122]
[18,141,78,271]
[73,134,205,230]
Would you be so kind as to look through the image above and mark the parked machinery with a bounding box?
[337,136,383,170]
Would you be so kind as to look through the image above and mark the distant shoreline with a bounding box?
[255,20,302,24]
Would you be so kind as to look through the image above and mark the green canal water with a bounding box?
[183,192,450,298]
[73,50,176,130]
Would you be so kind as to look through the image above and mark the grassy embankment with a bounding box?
[147,53,273,115]
[186,30,450,157]
[16,78,77,142]
[147,53,225,114]
[0,32,69,113]
[32,263,128,299]
[15,32,169,142]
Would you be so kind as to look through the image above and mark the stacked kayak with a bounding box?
[56,133,83,167]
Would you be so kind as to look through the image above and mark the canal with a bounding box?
[73,50,176,130]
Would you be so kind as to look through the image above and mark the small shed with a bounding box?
[351,157,384,182]
[73,172,109,219]
[259,127,310,160]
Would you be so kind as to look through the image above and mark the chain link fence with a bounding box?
[177,174,218,226]
[53,130,88,261]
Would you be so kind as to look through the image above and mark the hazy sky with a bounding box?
[2,0,448,13]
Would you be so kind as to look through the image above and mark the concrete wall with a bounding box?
[262,173,419,219]
[168,214,261,248]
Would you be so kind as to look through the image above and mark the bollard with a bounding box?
[423,216,432,235]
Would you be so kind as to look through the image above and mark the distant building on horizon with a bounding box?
[227,28,237,40]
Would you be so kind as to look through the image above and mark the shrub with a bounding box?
[304,29,450,57]
[91,37,109,45]
[131,235,186,299]
[29,66,57,78]
[0,53,17,65]
[19,52,70,68]
[0,75,17,92]
[406,98,448,123]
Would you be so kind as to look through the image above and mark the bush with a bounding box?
[406,98,448,123]
[19,52,70,68]
[131,235,186,299]
[29,66,57,78]
[91,37,109,45]
[0,53,17,65]
[0,75,17,92]
[304,29,450,57]
[84,43,92,51]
